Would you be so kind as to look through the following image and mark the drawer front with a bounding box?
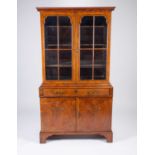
[41,88,111,97]
[78,89,110,97]
[40,98,76,132]
[43,89,74,97]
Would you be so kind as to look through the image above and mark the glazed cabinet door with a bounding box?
[77,98,112,131]
[43,16,75,81]
[40,98,76,132]
[78,16,108,81]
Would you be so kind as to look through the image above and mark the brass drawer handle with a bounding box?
[53,90,64,95]
[59,90,64,95]
[51,107,64,111]
[53,90,59,94]
[87,91,97,95]
[49,102,60,104]
[74,89,78,93]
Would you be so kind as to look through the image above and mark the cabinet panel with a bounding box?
[44,16,72,80]
[77,98,112,131]
[79,16,107,81]
[40,98,76,132]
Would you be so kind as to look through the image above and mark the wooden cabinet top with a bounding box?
[37,7,115,12]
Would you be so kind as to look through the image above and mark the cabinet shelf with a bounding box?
[45,48,107,51]
[47,44,71,46]
[81,44,106,46]
[46,65,71,67]
[80,65,105,68]
[94,76,105,79]
[94,65,106,67]
[80,44,107,48]
[80,48,107,51]
[81,26,105,28]
[46,25,71,28]
[45,48,72,51]
[80,65,92,68]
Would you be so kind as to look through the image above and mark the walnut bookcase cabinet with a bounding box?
[37,7,115,143]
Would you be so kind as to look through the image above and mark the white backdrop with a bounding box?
[18,0,137,155]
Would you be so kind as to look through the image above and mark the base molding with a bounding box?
[40,131,113,143]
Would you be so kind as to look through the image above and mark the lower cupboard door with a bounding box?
[40,98,76,132]
[77,98,112,131]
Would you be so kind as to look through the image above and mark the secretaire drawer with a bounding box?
[40,88,112,97]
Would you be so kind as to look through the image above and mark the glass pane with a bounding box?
[45,16,57,26]
[45,50,57,65]
[80,50,92,66]
[59,50,71,65]
[95,16,107,26]
[46,67,58,80]
[94,50,106,66]
[80,27,93,48]
[59,16,71,26]
[44,16,57,49]
[80,68,92,80]
[60,67,71,80]
[59,27,71,48]
[94,67,106,80]
[45,26,57,48]
[81,16,93,26]
[95,27,107,48]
